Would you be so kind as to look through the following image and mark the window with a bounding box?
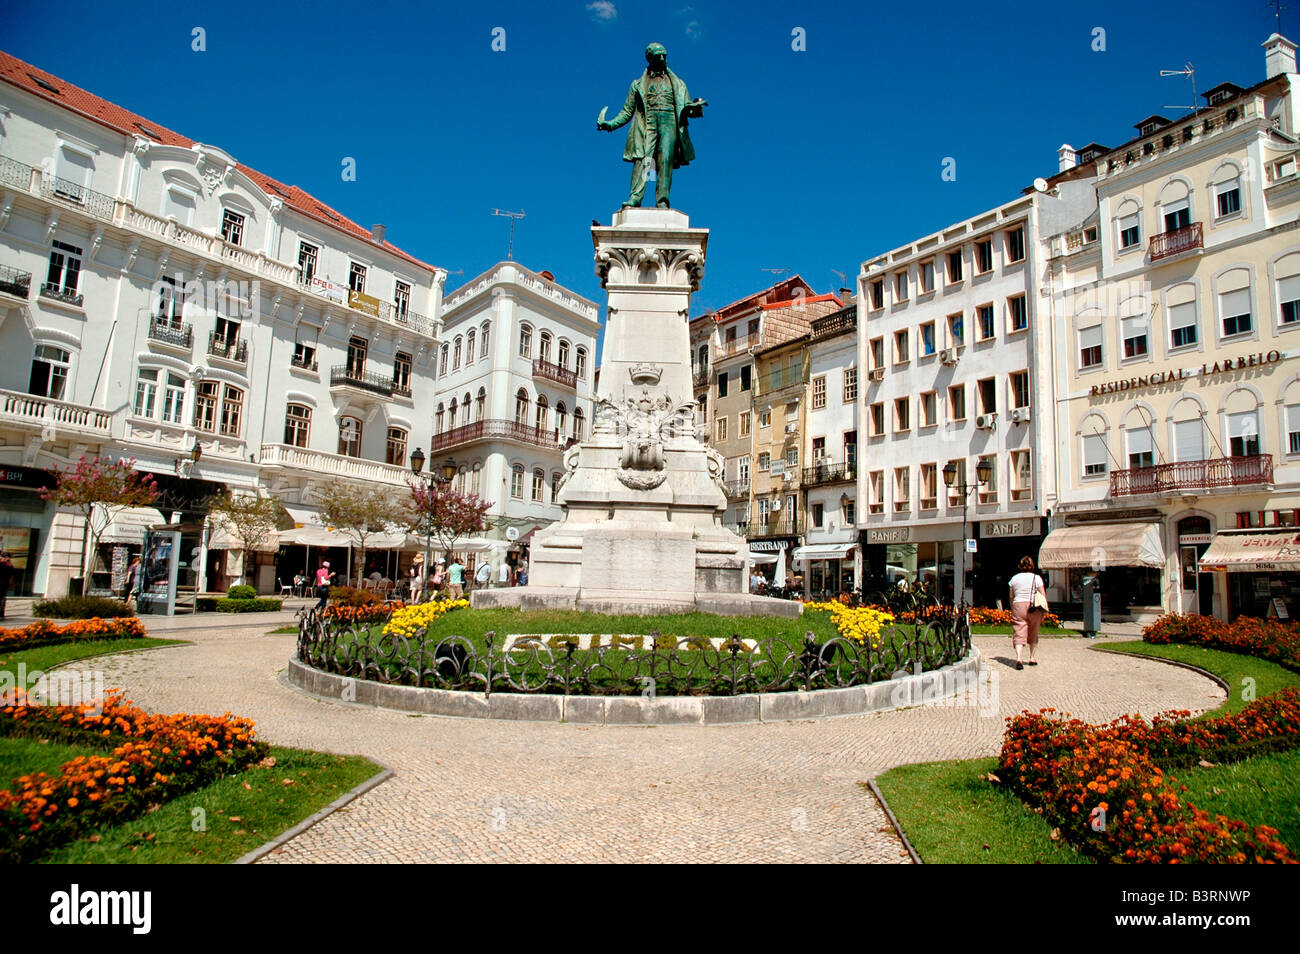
[870,279,884,309]
[976,304,995,340]
[1169,301,1198,348]
[573,407,585,440]
[948,384,966,421]
[539,330,552,363]
[760,408,772,428]
[946,250,964,283]
[1127,426,1154,469]
[550,470,561,501]
[1122,315,1149,358]
[477,388,487,422]
[1007,294,1028,332]
[156,276,183,324]
[740,364,752,391]
[977,378,997,415]
[297,242,318,283]
[1217,182,1241,217]
[758,452,771,471]
[1079,325,1103,369]
[162,373,185,423]
[480,321,491,358]
[29,345,70,400]
[843,367,857,403]
[893,329,909,363]
[348,262,367,293]
[975,239,993,273]
[532,468,545,502]
[575,347,588,380]
[285,404,311,447]
[558,339,571,368]
[945,459,967,506]
[717,371,729,397]
[1282,275,1300,325]
[978,455,998,503]
[515,388,530,425]
[894,467,910,512]
[812,375,827,409]
[869,470,884,513]
[811,503,824,529]
[1010,370,1030,409]
[347,336,368,375]
[869,402,885,436]
[715,416,728,443]
[461,392,472,426]
[385,427,408,466]
[535,394,549,431]
[920,391,937,427]
[1006,227,1025,264]
[1083,433,1108,476]
[1010,450,1032,501]
[290,340,317,371]
[1163,198,1190,233]
[448,398,458,428]
[895,271,908,302]
[894,396,910,432]
[947,312,964,348]
[335,415,362,456]
[844,431,856,467]
[919,259,935,293]
[869,337,884,369]
[46,240,82,296]
[739,411,751,437]
[1229,410,1260,456]
[1118,211,1141,250]
[920,321,936,356]
[518,324,533,358]
[511,464,524,499]
[134,369,158,417]
[1175,419,1205,462]
[439,344,449,376]
[1287,406,1300,455]
[393,280,411,319]
[221,209,244,247]
[452,336,462,371]
[435,404,445,434]
[786,445,799,467]
[920,463,937,510]
[1220,289,1252,337]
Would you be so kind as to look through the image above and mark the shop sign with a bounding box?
[348,289,382,317]
[749,540,785,552]
[981,518,1037,538]
[0,466,54,491]
[1179,533,1213,545]
[1089,350,1282,397]
[867,528,910,544]
[309,277,347,303]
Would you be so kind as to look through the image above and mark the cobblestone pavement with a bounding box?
[57,626,1222,863]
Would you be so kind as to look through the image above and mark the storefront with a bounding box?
[1198,529,1300,620]
[0,465,55,596]
[748,538,796,591]
[973,517,1046,609]
[792,542,855,598]
[859,525,955,602]
[1039,519,1165,616]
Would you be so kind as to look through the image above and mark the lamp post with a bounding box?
[410,448,457,602]
[942,458,993,607]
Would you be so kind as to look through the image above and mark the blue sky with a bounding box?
[2,0,1288,314]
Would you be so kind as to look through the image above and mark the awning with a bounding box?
[793,543,855,562]
[278,525,353,547]
[1038,522,1165,569]
[283,505,319,528]
[1198,531,1300,572]
[208,527,279,552]
[748,551,781,564]
[408,534,494,553]
[99,507,165,544]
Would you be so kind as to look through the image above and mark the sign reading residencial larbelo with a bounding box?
[1089,350,1282,396]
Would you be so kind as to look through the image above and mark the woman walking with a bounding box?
[1008,555,1047,670]
[314,561,333,611]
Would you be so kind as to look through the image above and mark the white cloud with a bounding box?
[586,1,618,21]
[684,19,702,39]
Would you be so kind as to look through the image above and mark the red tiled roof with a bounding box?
[702,275,815,322]
[0,50,438,274]
[760,292,841,310]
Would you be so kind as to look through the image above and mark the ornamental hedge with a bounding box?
[196,597,284,613]
[32,596,136,620]
[1143,613,1300,673]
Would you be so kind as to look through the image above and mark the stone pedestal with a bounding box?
[474,208,798,619]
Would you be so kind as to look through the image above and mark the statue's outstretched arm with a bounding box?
[599,83,638,131]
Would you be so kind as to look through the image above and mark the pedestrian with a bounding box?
[497,560,510,588]
[431,558,445,599]
[446,557,465,599]
[409,561,423,601]
[475,560,491,591]
[123,555,142,610]
[515,564,528,587]
[1008,555,1047,670]
[0,551,14,620]
[314,561,333,611]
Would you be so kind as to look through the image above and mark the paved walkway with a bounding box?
[48,623,1222,864]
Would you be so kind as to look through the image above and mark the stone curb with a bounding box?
[285,647,985,725]
[865,779,922,864]
[234,761,395,865]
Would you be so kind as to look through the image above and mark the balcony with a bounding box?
[258,443,413,486]
[430,418,565,453]
[1109,454,1273,497]
[692,367,710,391]
[148,317,193,349]
[39,173,117,222]
[723,479,750,499]
[810,306,856,341]
[533,358,578,390]
[0,264,32,299]
[39,283,83,307]
[0,387,112,439]
[803,460,856,486]
[208,333,248,364]
[1149,222,1203,263]
[746,516,802,538]
[759,367,807,398]
[721,334,758,357]
[330,365,394,397]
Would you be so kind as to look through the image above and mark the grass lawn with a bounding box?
[0,637,186,677]
[874,639,1300,863]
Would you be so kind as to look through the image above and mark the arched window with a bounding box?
[386,427,408,466]
[531,468,545,501]
[573,406,586,440]
[1115,198,1142,251]
[30,345,70,400]
[338,416,363,457]
[555,401,567,435]
[1213,163,1243,219]
[539,330,552,363]
[452,336,463,370]
[558,338,571,368]
[284,403,311,447]
[448,398,458,430]
[435,402,445,433]
[439,343,449,376]
[575,346,588,380]
[1157,179,1191,233]
[471,461,482,495]
[480,320,491,358]
[510,463,525,499]
[466,329,476,363]
[456,465,467,494]
[535,394,549,431]
[515,387,530,425]
[461,392,472,426]
[519,323,533,358]
[475,387,486,421]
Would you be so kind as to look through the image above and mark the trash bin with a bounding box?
[1082,575,1101,638]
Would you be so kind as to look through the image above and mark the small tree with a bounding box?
[41,455,160,596]
[315,482,397,586]
[207,492,284,590]
[406,480,492,561]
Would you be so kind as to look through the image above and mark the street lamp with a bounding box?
[409,448,457,602]
[942,458,993,607]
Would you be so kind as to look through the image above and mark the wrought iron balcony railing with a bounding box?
[723,479,751,498]
[40,173,117,222]
[802,460,856,486]
[1149,222,1203,262]
[0,264,32,298]
[208,333,248,363]
[692,367,710,391]
[746,516,802,538]
[39,283,83,307]
[330,365,394,396]
[430,418,566,453]
[1110,453,1273,497]
[148,317,193,348]
[533,358,577,389]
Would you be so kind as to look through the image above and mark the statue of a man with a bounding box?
[597,42,706,209]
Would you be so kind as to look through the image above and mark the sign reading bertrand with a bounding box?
[1090,351,1282,396]
[868,528,910,544]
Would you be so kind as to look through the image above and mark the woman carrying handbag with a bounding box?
[1008,555,1048,671]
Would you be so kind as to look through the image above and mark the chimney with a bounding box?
[1058,144,1077,173]
[838,287,854,305]
[1264,33,1297,79]
[371,223,386,245]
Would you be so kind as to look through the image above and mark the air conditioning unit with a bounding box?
[1009,407,1031,424]
[939,348,958,366]
[868,368,885,382]
[976,413,997,430]
[784,422,798,435]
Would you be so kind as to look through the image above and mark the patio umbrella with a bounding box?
[773,543,788,588]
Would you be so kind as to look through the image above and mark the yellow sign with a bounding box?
[348,289,381,317]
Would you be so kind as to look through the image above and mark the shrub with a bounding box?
[1143,613,1300,672]
[0,617,146,651]
[213,598,282,613]
[329,586,382,607]
[31,596,135,620]
[226,584,258,600]
[322,602,403,624]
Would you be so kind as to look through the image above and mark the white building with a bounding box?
[431,262,599,569]
[0,51,444,596]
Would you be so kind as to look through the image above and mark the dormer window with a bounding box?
[1209,90,1231,106]
[1140,121,1159,136]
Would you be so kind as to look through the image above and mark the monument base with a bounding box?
[470,586,803,619]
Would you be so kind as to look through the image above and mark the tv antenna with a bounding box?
[491,208,525,260]
[831,269,847,287]
[1271,0,1286,31]
[1159,62,1198,114]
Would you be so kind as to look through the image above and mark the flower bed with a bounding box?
[382,599,471,638]
[804,602,894,648]
[1143,614,1300,672]
[842,603,1063,629]
[999,693,1300,863]
[0,689,267,863]
[0,617,147,653]
[321,602,406,625]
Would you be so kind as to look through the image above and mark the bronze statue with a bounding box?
[597,42,706,209]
